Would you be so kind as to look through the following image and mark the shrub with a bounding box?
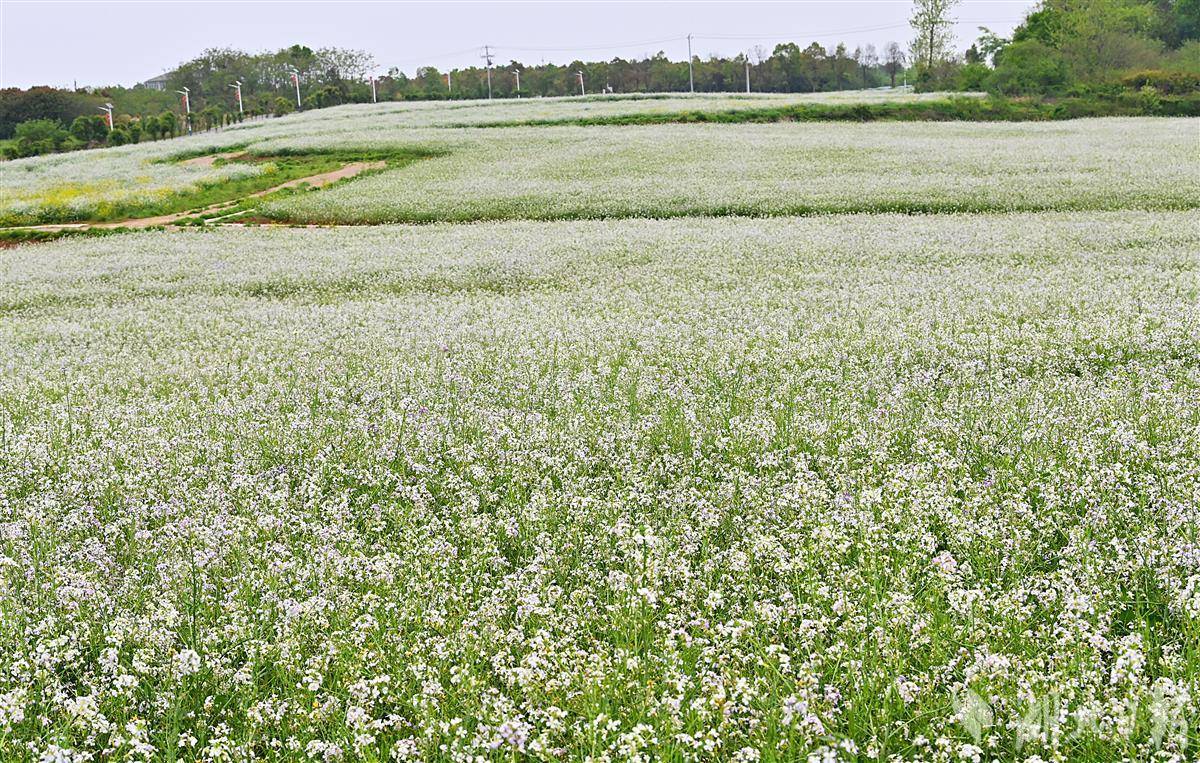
[989,40,1071,95]
[957,63,991,91]
[1120,69,1200,94]
[11,118,69,157]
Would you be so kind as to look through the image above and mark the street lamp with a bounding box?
[98,103,114,131]
[230,81,243,114]
[176,87,191,133]
[576,70,585,96]
[290,67,302,109]
[370,75,377,104]
[514,69,521,98]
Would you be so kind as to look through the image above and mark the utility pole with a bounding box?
[514,69,521,98]
[446,72,452,95]
[370,75,377,103]
[230,81,243,114]
[481,45,494,99]
[745,57,751,93]
[577,70,585,96]
[687,33,694,93]
[98,103,114,131]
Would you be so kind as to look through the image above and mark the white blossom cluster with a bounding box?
[0,210,1196,760]
[0,90,964,226]
[258,119,1200,224]
[6,96,1193,228]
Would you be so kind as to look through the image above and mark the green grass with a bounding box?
[90,149,437,223]
[0,225,150,247]
[0,148,440,228]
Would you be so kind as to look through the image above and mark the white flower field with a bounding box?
[0,96,1198,762]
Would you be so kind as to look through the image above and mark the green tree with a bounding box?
[13,117,69,156]
[884,41,907,86]
[0,87,99,139]
[158,110,177,138]
[1171,0,1200,45]
[142,114,160,140]
[910,0,960,70]
[70,115,97,143]
[989,39,1071,93]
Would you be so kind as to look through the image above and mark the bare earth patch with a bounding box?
[178,151,246,168]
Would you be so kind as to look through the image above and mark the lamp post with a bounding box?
[98,103,114,131]
[290,67,302,109]
[370,75,377,103]
[514,69,520,98]
[577,70,585,96]
[176,87,191,133]
[230,81,243,114]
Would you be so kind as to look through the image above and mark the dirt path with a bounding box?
[179,151,245,168]
[4,160,386,233]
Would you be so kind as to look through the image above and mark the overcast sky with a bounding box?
[1,0,1037,89]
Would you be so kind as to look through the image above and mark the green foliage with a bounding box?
[107,87,177,119]
[989,40,1072,94]
[1013,6,1066,46]
[5,118,70,158]
[957,62,991,89]
[158,110,178,137]
[1166,38,1200,70]
[424,94,1200,130]
[0,87,100,139]
[1172,0,1200,45]
[141,114,160,140]
[69,115,106,143]
[1121,67,1200,92]
[988,0,1198,93]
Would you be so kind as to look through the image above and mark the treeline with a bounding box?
[381,43,910,101]
[919,0,1200,94]
[0,44,371,158]
[152,43,910,105]
[3,111,235,159]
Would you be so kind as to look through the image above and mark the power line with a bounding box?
[491,36,685,54]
